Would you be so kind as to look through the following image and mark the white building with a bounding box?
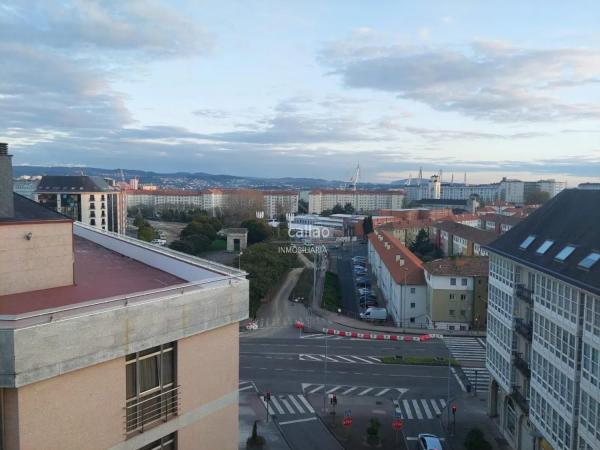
[485,189,600,450]
[308,189,405,214]
[367,230,427,327]
[262,190,299,219]
[12,177,41,199]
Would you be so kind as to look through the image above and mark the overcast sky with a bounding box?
[2,1,600,184]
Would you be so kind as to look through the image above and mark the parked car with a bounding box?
[357,287,373,295]
[352,256,366,262]
[355,280,371,287]
[359,307,387,321]
[417,434,444,450]
[151,238,167,246]
[360,299,378,308]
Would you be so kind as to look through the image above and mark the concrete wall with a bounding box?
[1,278,248,388]
[0,222,73,296]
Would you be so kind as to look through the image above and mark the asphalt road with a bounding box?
[329,243,368,316]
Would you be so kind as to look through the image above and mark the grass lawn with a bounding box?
[381,355,460,366]
[322,271,342,312]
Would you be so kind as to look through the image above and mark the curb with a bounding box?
[322,327,443,342]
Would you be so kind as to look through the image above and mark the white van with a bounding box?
[359,307,387,321]
[151,238,167,246]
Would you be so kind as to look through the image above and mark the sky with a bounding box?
[1,0,600,185]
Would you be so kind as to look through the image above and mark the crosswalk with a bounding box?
[462,367,490,392]
[300,333,346,340]
[301,383,407,398]
[443,337,489,392]
[393,398,447,420]
[299,354,381,364]
[250,317,330,329]
[260,393,315,417]
[239,380,257,392]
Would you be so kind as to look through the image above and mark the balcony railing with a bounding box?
[514,318,533,341]
[513,352,531,378]
[511,386,529,413]
[125,386,180,434]
[515,284,533,305]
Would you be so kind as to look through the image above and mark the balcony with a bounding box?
[513,352,531,378]
[514,318,533,341]
[515,284,533,305]
[511,386,529,413]
[125,386,180,434]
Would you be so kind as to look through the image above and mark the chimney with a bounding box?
[0,143,14,218]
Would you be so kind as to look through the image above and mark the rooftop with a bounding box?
[0,193,72,224]
[368,230,425,285]
[310,189,404,195]
[37,175,117,193]
[480,213,522,227]
[486,189,600,296]
[423,257,489,277]
[433,220,498,246]
[0,236,185,315]
[414,199,468,206]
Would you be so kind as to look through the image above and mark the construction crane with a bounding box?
[349,164,360,190]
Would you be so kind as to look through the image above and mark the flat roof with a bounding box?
[0,236,184,315]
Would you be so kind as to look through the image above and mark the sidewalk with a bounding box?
[239,391,290,450]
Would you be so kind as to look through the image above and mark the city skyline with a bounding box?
[2,1,600,185]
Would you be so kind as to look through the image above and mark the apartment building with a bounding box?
[423,257,489,330]
[430,220,498,257]
[12,177,40,200]
[36,175,126,234]
[308,189,405,214]
[441,183,499,203]
[262,190,299,219]
[368,230,427,327]
[485,189,600,450]
[0,144,248,450]
[479,214,522,235]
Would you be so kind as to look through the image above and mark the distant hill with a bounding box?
[13,165,393,190]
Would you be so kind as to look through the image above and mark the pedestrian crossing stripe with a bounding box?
[393,398,447,420]
[298,354,382,364]
[462,367,490,391]
[260,394,315,416]
[300,334,346,340]
[301,383,407,398]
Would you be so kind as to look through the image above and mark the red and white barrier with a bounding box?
[321,327,443,342]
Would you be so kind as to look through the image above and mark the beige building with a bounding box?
[308,189,405,214]
[0,144,248,450]
[423,257,489,331]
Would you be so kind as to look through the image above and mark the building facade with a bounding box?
[485,189,600,450]
[308,189,405,214]
[430,220,497,257]
[35,175,126,234]
[368,230,427,327]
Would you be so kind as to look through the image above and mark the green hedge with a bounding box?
[322,272,342,312]
[381,355,460,366]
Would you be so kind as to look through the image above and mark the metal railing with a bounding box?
[125,386,180,434]
[513,352,531,378]
[514,318,533,341]
[515,284,533,305]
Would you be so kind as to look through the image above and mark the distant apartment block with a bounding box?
[0,144,248,450]
[35,175,127,234]
[485,189,600,450]
[308,189,405,214]
[262,190,299,219]
[430,220,498,257]
[367,230,427,327]
[423,257,489,330]
[479,214,522,235]
[12,177,40,200]
[578,182,600,190]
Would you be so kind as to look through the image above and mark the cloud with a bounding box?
[320,38,600,122]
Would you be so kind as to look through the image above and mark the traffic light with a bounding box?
[332,393,337,406]
[266,391,271,401]
[452,404,457,415]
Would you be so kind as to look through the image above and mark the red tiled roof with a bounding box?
[0,237,184,315]
[423,257,489,277]
[432,220,498,245]
[368,230,425,285]
[480,213,522,226]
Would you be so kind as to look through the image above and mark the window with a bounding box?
[460,294,467,300]
[410,317,415,323]
[90,219,96,226]
[520,235,536,250]
[450,278,456,286]
[449,309,455,316]
[461,278,468,286]
[555,245,575,262]
[579,252,600,270]
[126,343,177,433]
[410,302,415,308]
[536,240,554,254]
[89,194,95,201]
[410,287,416,294]
[139,433,176,450]
[449,294,455,300]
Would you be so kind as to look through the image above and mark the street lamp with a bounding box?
[238,251,243,270]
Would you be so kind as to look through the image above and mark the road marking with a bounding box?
[367,356,382,363]
[300,354,321,361]
[239,384,255,391]
[412,400,423,419]
[326,386,342,394]
[308,385,324,394]
[420,399,433,418]
[402,400,413,419]
[440,399,447,408]
[342,386,358,395]
[270,397,285,415]
[279,397,295,414]
[430,399,442,416]
[358,387,374,396]
[287,395,304,412]
[353,356,376,364]
[279,417,318,426]
[336,356,356,363]
[297,395,315,414]
[451,367,467,392]
[375,388,390,397]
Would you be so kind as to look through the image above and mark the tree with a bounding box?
[409,228,442,262]
[524,189,550,205]
[241,219,272,244]
[186,234,211,254]
[366,418,381,445]
[298,198,308,214]
[363,216,374,235]
[133,210,145,227]
[137,222,155,242]
[169,239,195,254]
[343,202,355,214]
[181,220,217,241]
[464,428,492,450]
[331,203,345,214]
